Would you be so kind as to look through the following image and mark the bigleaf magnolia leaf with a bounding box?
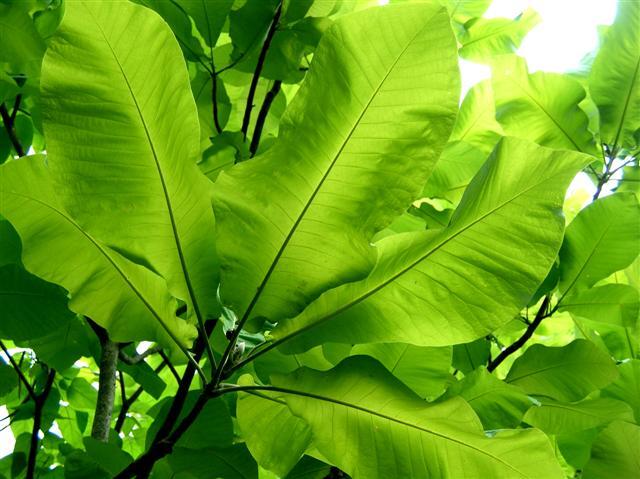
[582,421,640,479]
[492,55,597,155]
[0,157,196,349]
[237,376,312,477]
[589,0,639,149]
[558,192,640,297]
[602,359,640,423]
[40,1,220,326]
[440,366,533,430]
[523,397,634,434]
[450,80,504,154]
[271,356,563,478]
[459,8,541,62]
[505,339,618,402]
[213,4,460,330]
[272,138,589,352]
[559,284,640,328]
[0,263,74,341]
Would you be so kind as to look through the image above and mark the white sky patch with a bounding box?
[460,0,618,91]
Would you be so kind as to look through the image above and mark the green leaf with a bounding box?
[440,0,491,24]
[272,138,588,352]
[213,4,459,329]
[273,356,563,478]
[492,55,597,154]
[0,219,21,267]
[453,338,491,374]
[421,140,487,204]
[505,339,619,402]
[350,344,453,400]
[582,421,640,479]
[67,377,98,411]
[602,359,640,422]
[450,80,504,154]
[168,444,258,479]
[441,367,533,430]
[176,397,234,450]
[237,375,312,477]
[285,456,331,479]
[588,1,639,149]
[83,437,133,476]
[0,363,17,398]
[0,263,74,341]
[177,0,233,48]
[560,284,639,328]
[40,1,220,326]
[558,193,640,296]
[0,157,196,348]
[459,9,541,62]
[0,4,46,67]
[523,397,634,434]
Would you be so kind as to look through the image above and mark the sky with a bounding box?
[0,0,621,459]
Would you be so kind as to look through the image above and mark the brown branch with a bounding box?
[0,101,25,157]
[487,295,551,372]
[240,1,283,139]
[249,80,282,157]
[26,368,55,479]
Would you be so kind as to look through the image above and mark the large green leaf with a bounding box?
[0,263,74,341]
[588,0,639,149]
[351,343,452,400]
[213,4,460,329]
[524,397,634,435]
[177,0,233,49]
[237,376,312,477]
[271,356,563,478]
[505,339,619,402]
[0,4,46,67]
[450,80,504,154]
[602,359,640,422]
[441,367,533,430]
[0,157,196,348]
[40,1,220,327]
[582,421,640,479]
[459,8,541,62]
[558,193,640,297]
[492,55,597,155]
[272,138,588,352]
[560,284,639,328]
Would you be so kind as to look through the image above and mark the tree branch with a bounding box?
[249,80,282,157]
[26,368,55,479]
[240,1,283,139]
[487,295,551,372]
[211,73,223,134]
[117,319,217,477]
[0,101,25,157]
[88,320,119,442]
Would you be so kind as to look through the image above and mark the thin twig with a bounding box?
[118,345,161,365]
[0,340,36,400]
